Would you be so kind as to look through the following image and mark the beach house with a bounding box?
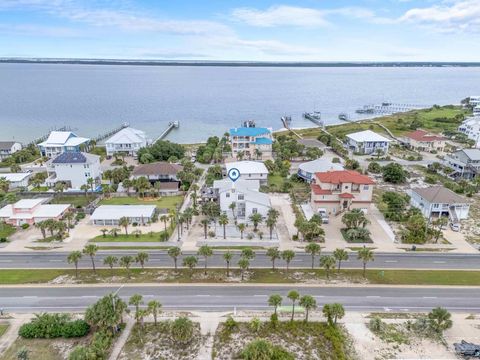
[213,179,271,219]
[90,205,157,226]
[443,149,480,179]
[229,125,273,160]
[345,130,391,155]
[297,158,344,183]
[225,161,269,185]
[105,127,149,157]
[0,141,22,161]
[310,170,375,215]
[131,162,183,192]
[402,130,446,152]
[0,198,71,226]
[409,186,470,226]
[47,152,102,190]
[38,131,90,158]
[0,173,32,189]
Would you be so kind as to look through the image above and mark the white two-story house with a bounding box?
[410,186,470,226]
[443,149,480,179]
[47,152,102,190]
[213,179,271,220]
[225,161,269,186]
[310,170,375,215]
[0,141,22,160]
[38,131,90,158]
[105,127,149,157]
[345,130,391,155]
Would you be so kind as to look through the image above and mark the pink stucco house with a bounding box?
[0,198,71,226]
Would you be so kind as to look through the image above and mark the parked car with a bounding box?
[450,222,460,232]
[317,209,329,224]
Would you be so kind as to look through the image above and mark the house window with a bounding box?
[226,193,230,198]
[252,208,258,214]
[433,203,439,208]
[238,194,244,200]
[363,185,369,190]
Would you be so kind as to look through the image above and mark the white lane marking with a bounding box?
[49,260,63,262]
[384,260,398,263]
[366,296,381,298]
[0,260,12,262]
[434,261,446,264]
[423,297,437,299]
[81,296,98,298]
[22,296,38,298]
[195,295,211,297]
[253,295,267,297]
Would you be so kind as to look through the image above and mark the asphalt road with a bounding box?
[1,285,480,313]
[0,251,479,270]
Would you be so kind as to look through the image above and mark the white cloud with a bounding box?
[399,0,480,33]
[231,5,379,28]
[0,23,83,37]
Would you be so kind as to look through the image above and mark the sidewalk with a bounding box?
[108,317,134,360]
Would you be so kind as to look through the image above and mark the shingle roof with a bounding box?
[346,130,391,143]
[315,170,375,185]
[132,162,183,176]
[230,127,271,137]
[52,152,99,164]
[0,141,18,150]
[412,186,468,204]
[406,130,445,142]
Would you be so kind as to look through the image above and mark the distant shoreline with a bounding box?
[1,59,480,67]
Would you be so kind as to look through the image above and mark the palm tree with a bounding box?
[236,151,245,161]
[320,255,336,280]
[160,215,168,233]
[100,228,109,238]
[87,177,95,192]
[241,248,255,262]
[82,244,98,273]
[254,148,262,160]
[168,246,181,270]
[299,295,317,322]
[132,229,142,238]
[428,307,453,334]
[0,177,10,193]
[198,245,213,275]
[109,228,120,237]
[357,247,374,278]
[103,255,118,275]
[148,300,162,326]
[249,213,263,232]
[281,250,295,272]
[229,202,236,220]
[129,294,144,323]
[182,256,198,274]
[35,221,48,240]
[67,251,82,278]
[120,255,134,278]
[268,294,282,316]
[238,257,249,281]
[333,248,349,271]
[218,213,229,239]
[323,303,345,325]
[190,184,199,208]
[135,252,149,269]
[118,216,129,236]
[201,219,209,239]
[305,243,321,269]
[287,290,300,321]
[223,251,233,277]
[237,223,246,239]
[266,247,280,270]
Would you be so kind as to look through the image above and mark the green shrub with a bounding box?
[21,223,30,230]
[224,316,238,331]
[0,237,7,243]
[19,313,89,339]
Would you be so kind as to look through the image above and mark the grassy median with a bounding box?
[1,268,480,286]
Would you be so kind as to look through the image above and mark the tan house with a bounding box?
[310,170,375,215]
[402,130,446,152]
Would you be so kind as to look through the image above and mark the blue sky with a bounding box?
[0,0,478,61]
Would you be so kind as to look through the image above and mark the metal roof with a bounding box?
[226,161,268,175]
[346,130,391,143]
[230,127,271,137]
[90,205,156,220]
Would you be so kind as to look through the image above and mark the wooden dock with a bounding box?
[93,123,130,143]
[154,121,179,143]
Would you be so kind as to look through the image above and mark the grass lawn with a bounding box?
[91,231,168,243]
[50,195,96,208]
[0,223,15,239]
[1,337,89,360]
[31,186,49,192]
[98,246,173,250]
[99,195,184,210]
[267,174,285,188]
[213,320,354,360]
[2,268,480,286]
[119,322,202,360]
[0,323,9,337]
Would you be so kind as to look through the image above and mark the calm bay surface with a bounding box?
[0,63,479,143]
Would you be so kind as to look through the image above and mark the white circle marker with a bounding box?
[228,168,241,182]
